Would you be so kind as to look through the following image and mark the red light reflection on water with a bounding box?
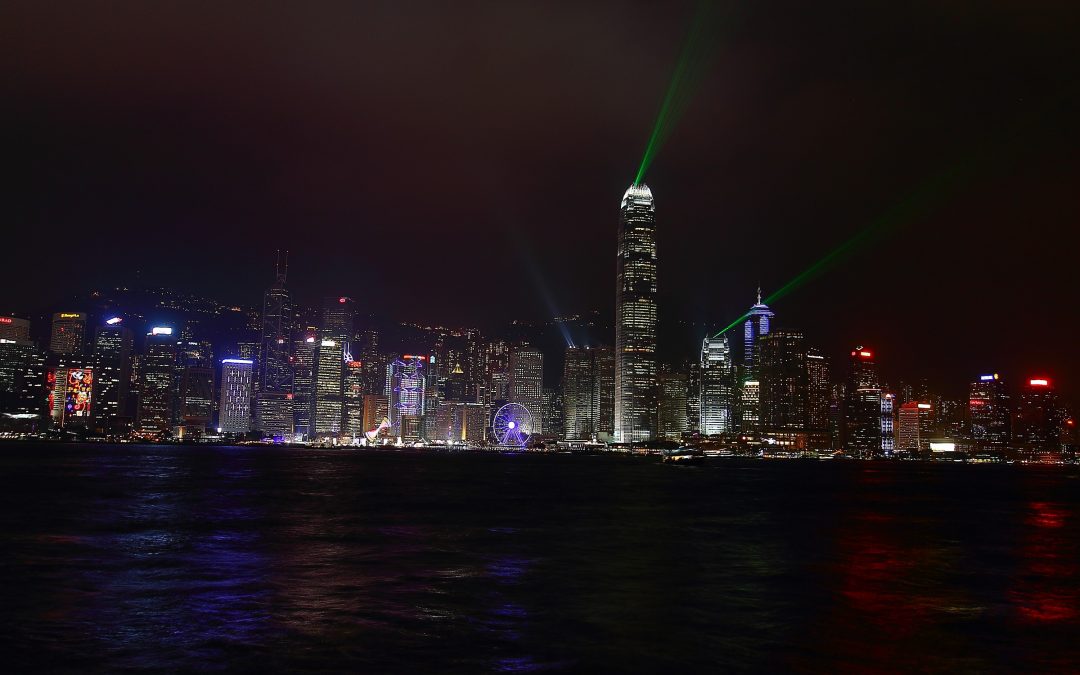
[1010,501,1077,623]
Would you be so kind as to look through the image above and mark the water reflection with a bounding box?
[1010,501,1077,623]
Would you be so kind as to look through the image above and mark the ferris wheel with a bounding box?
[492,403,533,448]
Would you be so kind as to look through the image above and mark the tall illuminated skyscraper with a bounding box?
[1013,377,1063,458]
[255,252,294,437]
[657,367,689,441]
[509,344,544,435]
[50,312,86,355]
[219,358,253,434]
[968,373,1010,451]
[614,183,657,443]
[387,355,426,441]
[91,320,133,432]
[291,332,317,438]
[136,327,178,437]
[845,346,882,457]
[562,345,614,441]
[742,289,774,377]
[757,330,808,432]
[806,347,830,433]
[312,339,344,438]
[699,335,735,435]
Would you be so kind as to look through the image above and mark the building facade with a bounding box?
[700,335,735,436]
[219,358,253,433]
[614,183,658,443]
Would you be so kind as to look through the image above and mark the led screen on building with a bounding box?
[64,368,93,418]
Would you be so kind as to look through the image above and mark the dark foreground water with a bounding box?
[1,445,1078,673]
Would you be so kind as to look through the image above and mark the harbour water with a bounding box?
[1,443,1077,672]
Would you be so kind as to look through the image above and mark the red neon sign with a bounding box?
[0,317,12,324]
[338,297,347,304]
[1029,378,1050,387]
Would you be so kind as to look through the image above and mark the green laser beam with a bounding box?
[635,2,720,186]
[710,163,969,339]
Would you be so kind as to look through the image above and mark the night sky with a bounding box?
[4,1,1078,399]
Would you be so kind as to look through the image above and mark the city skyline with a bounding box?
[4,1,1078,400]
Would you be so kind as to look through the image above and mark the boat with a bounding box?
[662,447,705,464]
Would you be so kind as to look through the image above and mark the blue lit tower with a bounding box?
[742,288,774,377]
[614,183,658,443]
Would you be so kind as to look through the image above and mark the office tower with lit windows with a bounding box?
[543,387,564,438]
[845,347,882,457]
[614,183,657,443]
[740,380,761,434]
[757,330,808,432]
[50,312,87,355]
[255,254,295,438]
[178,366,214,435]
[91,321,133,432]
[1013,378,1063,458]
[657,367,689,441]
[806,348,830,433]
[219,359,253,434]
[880,393,895,455]
[0,338,47,419]
[897,401,934,452]
[343,359,365,438]
[700,335,735,435]
[0,316,31,342]
[312,339,345,437]
[969,373,1010,451]
[136,327,178,436]
[321,297,355,342]
[387,355,426,441]
[686,361,701,434]
[509,344,544,435]
[562,345,614,441]
[291,332,317,438]
[742,289,774,377]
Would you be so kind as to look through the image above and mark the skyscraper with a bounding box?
[291,332,317,438]
[968,373,1010,451]
[845,347,882,457]
[321,296,355,343]
[742,289,774,377]
[255,253,294,438]
[1013,377,1063,459]
[343,359,365,438]
[50,312,86,355]
[0,316,31,342]
[178,366,214,435]
[699,335,735,436]
[657,367,689,442]
[91,320,133,433]
[561,346,615,441]
[136,327,178,437]
[387,355,426,441]
[757,330,808,432]
[312,339,345,438]
[219,358,253,434]
[806,347,830,433]
[509,344,544,435]
[0,337,46,421]
[614,183,658,443]
[897,401,933,453]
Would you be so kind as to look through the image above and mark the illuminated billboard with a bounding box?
[64,368,93,419]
